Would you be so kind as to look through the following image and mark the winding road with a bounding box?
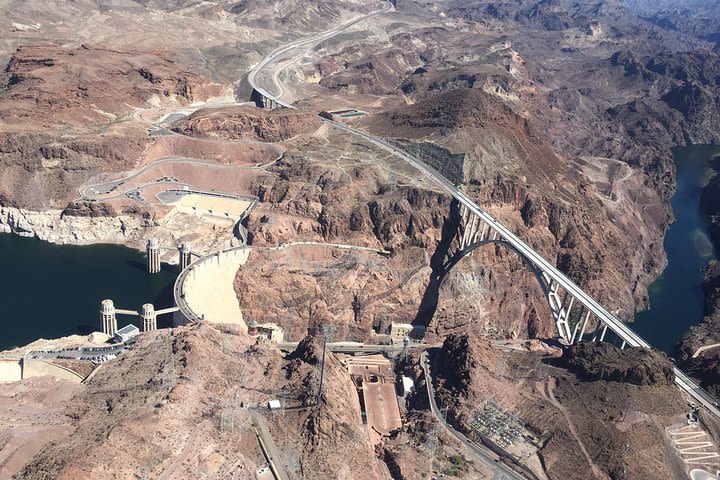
[247,0,394,106]
[78,149,283,204]
[245,0,720,418]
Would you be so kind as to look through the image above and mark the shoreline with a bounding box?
[675,149,720,395]
[0,204,148,249]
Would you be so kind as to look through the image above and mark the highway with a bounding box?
[78,153,282,203]
[419,351,528,480]
[319,116,720,417]
[247,0,393,106]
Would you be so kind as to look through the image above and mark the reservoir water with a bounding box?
[633,144,720,353]
[0,235,177,351]
[0,147,718,354]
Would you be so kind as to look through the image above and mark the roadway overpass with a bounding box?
[245,0,720,418]
[247,0,393,109]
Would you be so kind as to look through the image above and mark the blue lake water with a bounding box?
[633,144,720,353]
[0,234,177,351]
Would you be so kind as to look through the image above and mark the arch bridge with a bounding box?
[240,0,720,416]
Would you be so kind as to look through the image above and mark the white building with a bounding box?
[398,376,416,396]
[389,322,425,344]
[113,324,140,343]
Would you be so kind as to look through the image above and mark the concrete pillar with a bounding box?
[146,238,161,274]
[101,299,117,336]
[461,213,478,249]
[573,310,591,344]
[479,222,488,241]
[142,303,157,332]
[179,242,192,271]
[473,220,482,243]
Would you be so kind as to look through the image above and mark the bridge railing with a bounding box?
[245,0,720,416]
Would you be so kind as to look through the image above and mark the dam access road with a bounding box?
[246,0,720,421]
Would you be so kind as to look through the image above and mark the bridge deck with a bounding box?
[245,0,720,418]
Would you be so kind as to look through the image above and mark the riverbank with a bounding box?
[0,233,179,351]
[628,145,719,353]
[0,204,146,246]
[675,151,720,396]
[0,203,237,254]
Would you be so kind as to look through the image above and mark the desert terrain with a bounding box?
[1,0,720,479]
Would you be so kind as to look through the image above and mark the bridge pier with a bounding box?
[546,279,574,342]
[461,213,478,250]
[599,323,608,341]
[142,303,157,332]
[146,238,161,274]
[101,299,118,336]
[178,242,192,270]
[570,310,592,344]
[479,222,488,241]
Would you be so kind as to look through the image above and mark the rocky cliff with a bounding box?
[428,334,686,480]
[676,155,720,396]
[558,342,675,386]
[274,331,385,479]
[432,333,498,406]
[305,0,720,329]
[10,324,385,480]
[0,204,147,245]
[0,44,226,209]
[364,88,661,329]
[170,107,322,142]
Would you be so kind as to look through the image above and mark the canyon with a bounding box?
[1,0,720,479]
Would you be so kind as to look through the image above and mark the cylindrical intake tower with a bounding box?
[146,238,161,274]
[142,303,157,332]
[101,299,117,336]
[179,242,192,271]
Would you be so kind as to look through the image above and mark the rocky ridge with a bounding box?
[558,342,675,386]
[429,333,687,480]
[170,107,322,142]
[0,44,227,210]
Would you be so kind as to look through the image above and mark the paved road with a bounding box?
[319,116,720,418]
[78,153,282,202]
[277,341,408,354]
[419,351,529,480]
[28,343,129,362]
[247,0,393,106]
[251,409,291,480]
[266,240,390,255]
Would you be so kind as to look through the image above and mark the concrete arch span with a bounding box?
[439,238,557,336]
[443,238,608,345]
